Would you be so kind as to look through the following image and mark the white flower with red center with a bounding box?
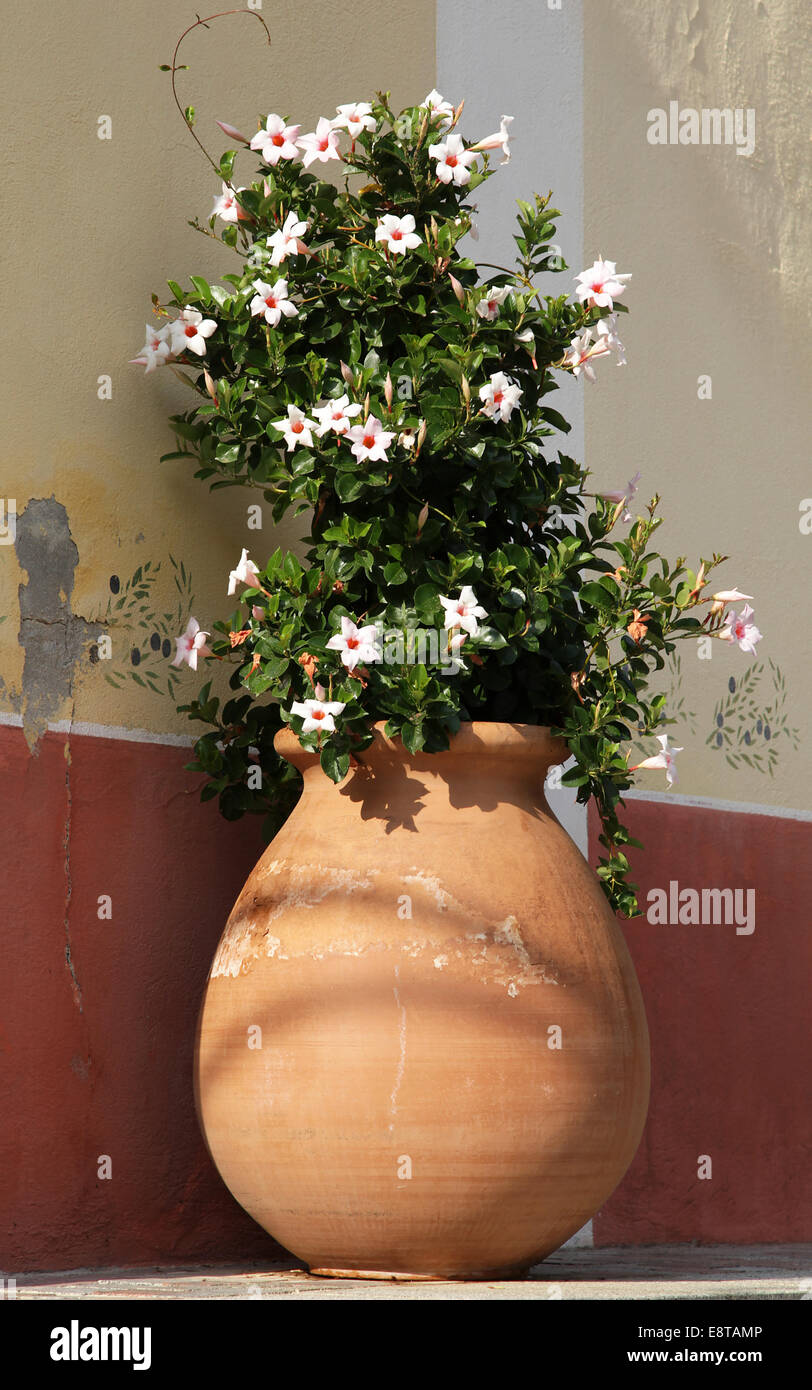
[595,312,627,365]
[250,114,301,166]
[298,117,342,167]
[475,285,511,321]
[478,370,523,422]
[290,696,346,735]
[249,278,298,327]
[562,329,612,382]
[312,394,363,438]
[631,733,683,787]
[398,427,416,450]
[326,616,383,671]
[429,133,477,186]
[168,308,218,358]
[346,414,395,463]
[375,213,421,256]
[600,470,641,521]
[422,89,454,128]
[719,604,762,653]
[440,586,488,637]
[171,617,211,670]
[227,548,261,596]
[470,114,514,165]
[332,102,376,139]
[210,181,248,223]
[271,404,317,452]
[574,257,632,310]
[130,323,173,373]
[267,210,309,266]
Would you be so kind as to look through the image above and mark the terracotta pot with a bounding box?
[195,722,649,1279]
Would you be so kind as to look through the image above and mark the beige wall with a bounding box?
[0,0,435,741]
[585,0,811,810]
[2,0,807,813]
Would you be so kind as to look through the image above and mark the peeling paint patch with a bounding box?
[14,498,95,750]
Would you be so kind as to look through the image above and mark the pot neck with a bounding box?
[275,721,568,781]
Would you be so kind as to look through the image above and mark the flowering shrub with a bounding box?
[134,51,761,916]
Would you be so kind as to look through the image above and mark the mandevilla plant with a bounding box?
[134,35,763,917]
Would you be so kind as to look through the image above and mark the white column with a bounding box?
[437,0,589,861]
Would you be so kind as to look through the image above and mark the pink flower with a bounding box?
[172,617,211,670]
[249,278,298,327]
[562,329,612,382]
[312,394,363,438]
[250,114,301,166]
[210,181,248,224]
[326,616,382,670]
[600,470,641,521]
[227,548,261,596]
[346,415,395,463]
[422,90,454,128]
[271,404,317,452]
[574,257,632,310]
[595,312,627,365]
[475,285,511,321]
[631,733,683,787]
[719,604,762,653]
[375,213,421,256]
[440,586,488,637]
[267,210,308,266]
[298,117,342,167]
[130,323,173,373]
[469,114,514,165]
[289,696,345,735]
[428,133,477,186]
[478,371,522,422]
[332,102,376,138]
[169,308,217,358]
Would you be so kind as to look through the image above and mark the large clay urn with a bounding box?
[195,722,649,1278]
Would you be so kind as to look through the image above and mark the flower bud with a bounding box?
[340,360,354,387]
[216,120,250,145]
[417,502,429,534]
[449,273,465,305]
[461,374,471,405]
[416,419,428,454]
[203,369,218,404]
[384,372,393,409]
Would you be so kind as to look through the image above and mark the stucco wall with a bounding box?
[584,0,811,810]
[0,0,436,742]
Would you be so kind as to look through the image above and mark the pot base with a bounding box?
[308,1263,531,1282]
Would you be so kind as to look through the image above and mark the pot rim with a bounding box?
[274,720,569,768]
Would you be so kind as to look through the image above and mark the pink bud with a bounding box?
[314,682,326,700]
[340,361,354,387]
[216,120,249,145]
[384,372,393,409]
[251,605,264,620]
[416,419,428,455]
[417,502,429,533]
[449,273,465,305]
